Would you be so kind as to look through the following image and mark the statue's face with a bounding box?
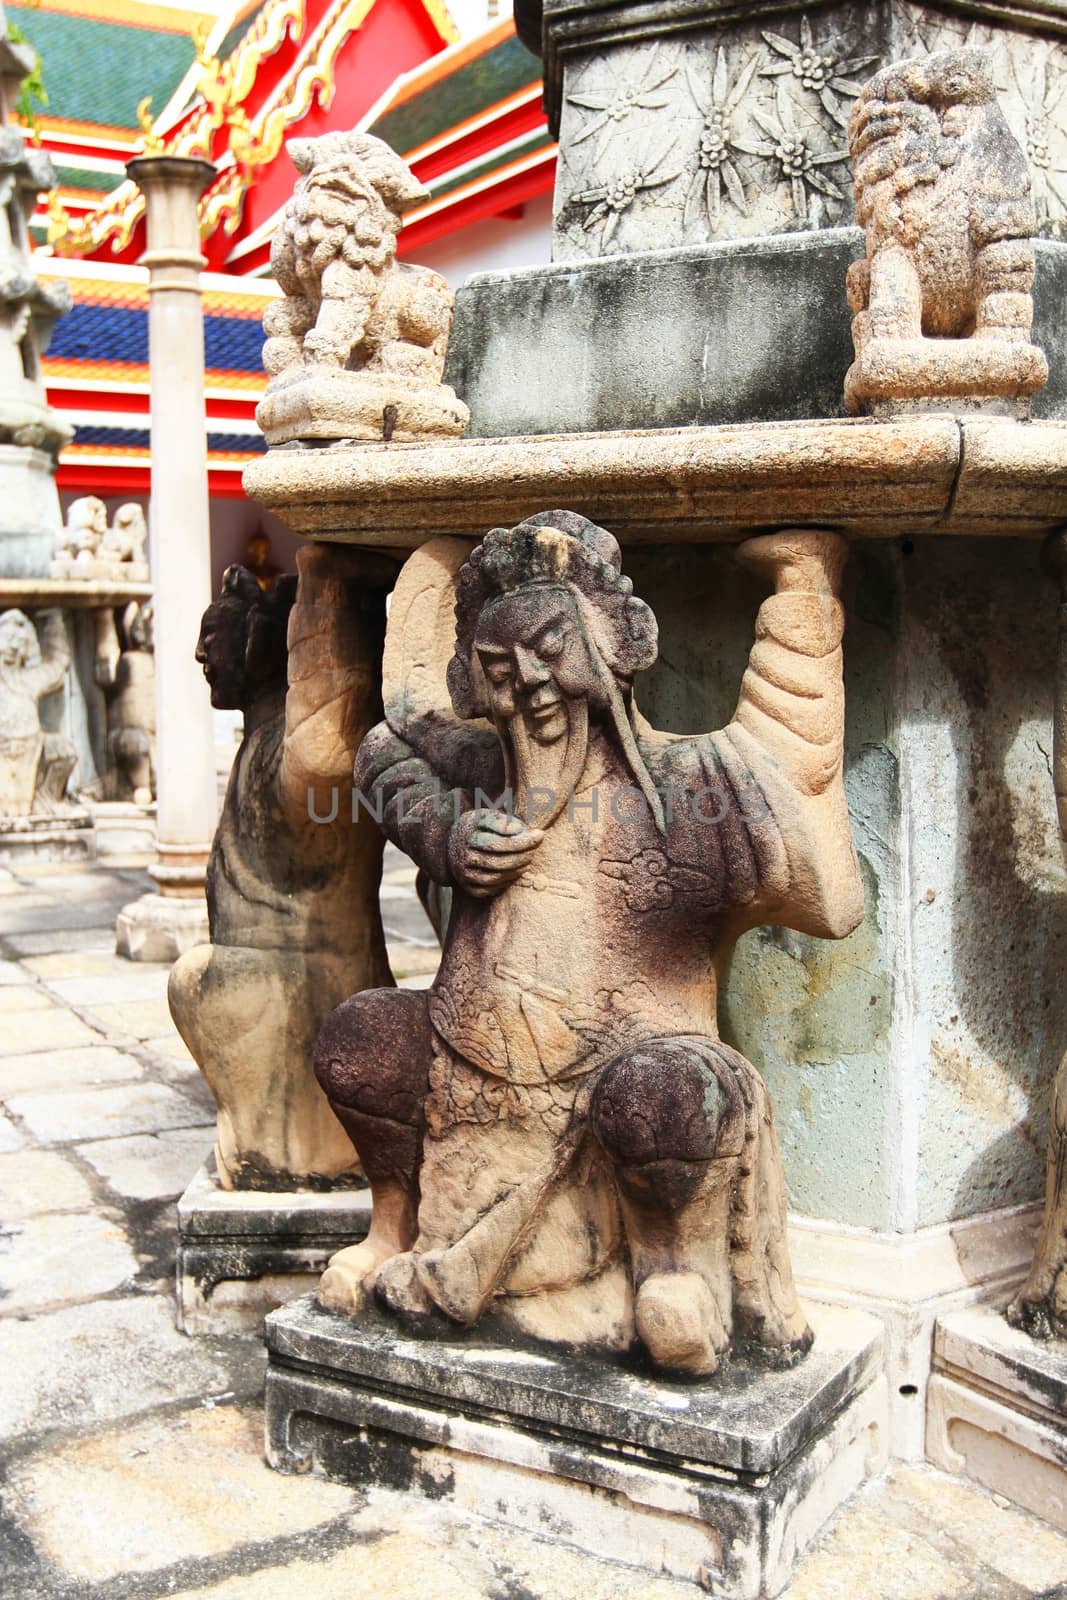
[474,585,600,746]
[195,599,247,710]
[0,614,34,669]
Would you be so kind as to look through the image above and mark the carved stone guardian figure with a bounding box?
[168,548,394,1189]
[0,607,76,815]
[256,132,469,447]
[52,498,149,581]
[93,600,156,805]
[312,512,863,1377]
[845,49,1048,417]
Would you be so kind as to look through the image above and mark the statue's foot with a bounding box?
[635,1271,728,1378]
[213,1142,236,1192]
[318,1240,396,1316]
[375,1250,441,1326]
[1006,1278,1067,1341]
[415,1245,484,1325]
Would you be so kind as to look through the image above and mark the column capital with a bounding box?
[126,155,217,275]
[126,155,217,196]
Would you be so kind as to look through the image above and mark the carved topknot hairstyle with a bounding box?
[215,564,298,685]
[286,131,430,213]
[447,510,658,721]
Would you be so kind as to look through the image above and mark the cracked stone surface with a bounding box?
[0,852,1065,1600]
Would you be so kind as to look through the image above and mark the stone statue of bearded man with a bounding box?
[314,512,864,1377]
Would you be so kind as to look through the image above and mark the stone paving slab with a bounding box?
[7,1081,210,1143]
[0,1111,26,1151]
[0,987,58,1013]
[0,1296,247,1441]
[5,1405,359,1584]
[0,1044,145,1096]
[164,1491,698,1600]
[0,957,33,983]
[0,1009,104,1055]
[78,1129,216,1201]
[45,971,170,1007]
[880,1463,1067,1592]
[0,927,116,957]
[0,1151,94,1220]
[0,1211,137,1315]
[77,997,180,1040]
[144,1032,196,1065]
[22,951,163,980]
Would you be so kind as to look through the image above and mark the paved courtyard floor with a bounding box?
[1,851,1066,1599]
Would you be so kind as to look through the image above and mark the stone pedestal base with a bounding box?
[265,1298,888,1598]
[90,800,155,857]
[0,443,66,578]
[256,367,469,446]
[0,810,94,861]
[115,890,208,962]
[845,338,1048,419]
[927,1305,1067,1532]
[50,557,149,582]
[177,1159,371,1335]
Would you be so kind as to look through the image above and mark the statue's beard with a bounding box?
[498,697,589,829]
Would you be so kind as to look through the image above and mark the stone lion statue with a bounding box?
[100,503,148,567]
[845,49,1048,414]
[257,132,468,443]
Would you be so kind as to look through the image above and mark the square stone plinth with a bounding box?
[177,1159,370,1335]
[928,1305,1067,1533]
[265,1297,888,1598]
[0,813,95,862]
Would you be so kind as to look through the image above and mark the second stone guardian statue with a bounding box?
[314,510,864,1378]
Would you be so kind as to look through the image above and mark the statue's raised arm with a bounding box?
[713,529,863,940]
[278,542,394,827]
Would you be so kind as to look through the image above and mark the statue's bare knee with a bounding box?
[592,1037,740,1217]
[314,987,432,1184]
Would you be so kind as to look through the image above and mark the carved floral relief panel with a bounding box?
[551,1,1067,260]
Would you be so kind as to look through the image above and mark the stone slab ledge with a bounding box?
[244,415,1067,546]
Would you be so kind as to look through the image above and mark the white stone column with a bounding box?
[116,156,217,961]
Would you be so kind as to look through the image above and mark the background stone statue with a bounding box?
[93,600,155,805]
[0,607,75,816]
[56,495,106,563]
[257,132,469,445]
[846,49,1048,416]
[53,497,149,581]
[100,502,147,568]
[312,512,863,1378]
[168,547,394,1190]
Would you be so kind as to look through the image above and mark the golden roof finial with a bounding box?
[45,191,70,250]
[192,17,214,65]
[136,97,164,156]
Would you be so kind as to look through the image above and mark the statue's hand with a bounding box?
[447,807,544,899]
[735,530,848,597]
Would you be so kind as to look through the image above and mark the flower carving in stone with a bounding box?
[759,16,877,128]
[684,47,763,226]
[1008,43,1067,226]
[566,47,678,164]
[748,83,849,222]
[573,140,682,248]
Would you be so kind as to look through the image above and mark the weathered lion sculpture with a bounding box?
[257,132,469,444]
[845,49,1048,414]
